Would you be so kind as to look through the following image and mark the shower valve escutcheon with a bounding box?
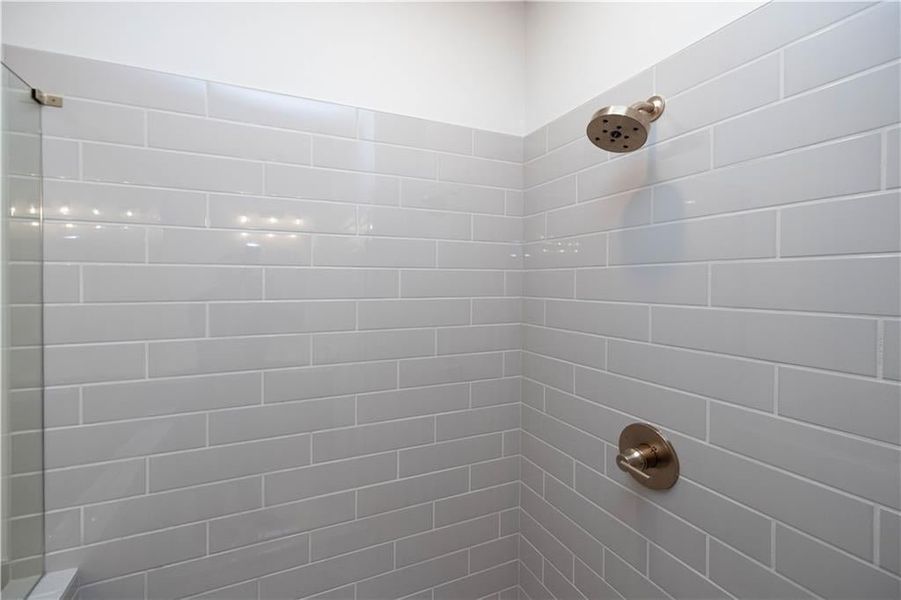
[615,423,679,489]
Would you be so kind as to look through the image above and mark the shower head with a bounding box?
[586,95,665,153]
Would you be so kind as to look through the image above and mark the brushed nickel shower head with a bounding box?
[586,95,665,153]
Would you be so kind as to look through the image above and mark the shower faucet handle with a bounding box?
[615,444,655,480]
[615,423,680,490]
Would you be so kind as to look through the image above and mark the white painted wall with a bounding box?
[1,2,527,133]
[524,1,763,131]
[2,2,763,135]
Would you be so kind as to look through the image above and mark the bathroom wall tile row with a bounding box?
[519,3,901,600]
[6,45,525,598]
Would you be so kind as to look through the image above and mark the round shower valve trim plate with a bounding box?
[615,422,679,489]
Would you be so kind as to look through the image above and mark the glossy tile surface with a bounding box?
[13,4,901,597]
[516,4,900,600]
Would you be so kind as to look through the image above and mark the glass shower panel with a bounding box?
[1,64,45,599]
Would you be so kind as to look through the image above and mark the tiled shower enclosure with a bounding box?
[3,1,901,599]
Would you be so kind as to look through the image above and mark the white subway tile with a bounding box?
[314,136,437,178]
[313,236,435,267]
[523,352,574,392]
[784,2,900,95]
[524,233,607,269]
[358,299,470,329]
[45,343,145,386]
[523,270,574,298]
[264,361,398,402]
[83,143,263,194]
[358,205,470,239]
[266,163,399,205]
[524,176,577,216]
[473,298,522,324]
[437,241,521,269]
[265,452,398,505]
[546,189,651,237]
[712,257,900,315]
[149,111,311,163]
[83,373,261,423]
[44,98,145,145]
[888,127,900,188]
[608,340,774,411]
[401,269,504,298]
[357,384,470,424]
[208,491,354,552]
[546,299,648,341]
[473,215,523,242]
[524,127,547,161]
[399,353,504,387]
[398,434,502,476]
[148,434,311,492]
[673,431,876,559]
[149,228,311,266]
[884,320,900,381]
[401,179,505,214]
[576,264,708,305]
[526,137,605,189]
[879,510,901,576]
[149,534,312,599]
[710,402,900,509]
[207,82,356,136]
[438,154,522,188]
[575,367,707,439]
[652,306,877,375]
[208,301,355,336]
[44,179,207,226]
[148,335,310,377]
[45,222,145,263]
[83,478,260,544]
[437,324,522,355]
[83,265,262,302]
[264,267,395,300]
[781,191,901,256]
[357,469,470,518]
[655,132,882,223]
[46,414,205,468]
[359,110,472,154]
[474,130,522,162]
[45,303,206,343]
[209,193,356,234]
[609,210,776,265]
[709,539,815,600]
[656,54,780,142]
[4,45,206,113]
[523,325,606,370]
[715,64,900,166]
[313,329,435,364]
[778,367,900,445]
[775,526,900,599]
[654,1,870,95]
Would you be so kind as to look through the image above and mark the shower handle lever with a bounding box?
[615,444,658,480]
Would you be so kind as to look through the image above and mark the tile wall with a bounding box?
[4,1,901,599]
[519,2,901,599]
[4,44,524,599]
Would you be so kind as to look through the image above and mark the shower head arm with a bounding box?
[630,95,666,122]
